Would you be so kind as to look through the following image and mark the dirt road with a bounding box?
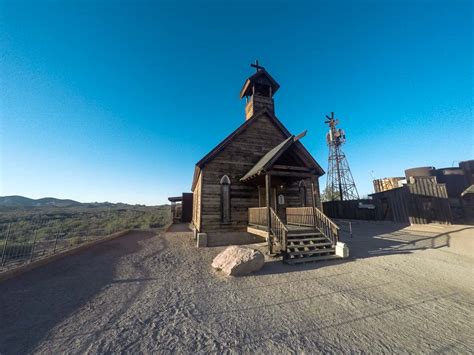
[1,224,473,353]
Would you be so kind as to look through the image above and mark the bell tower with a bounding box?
[239,60,280,120]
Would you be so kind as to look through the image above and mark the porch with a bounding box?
[247,206,341,263]
[237,131,344,263]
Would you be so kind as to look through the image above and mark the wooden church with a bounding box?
[190,62,343,263]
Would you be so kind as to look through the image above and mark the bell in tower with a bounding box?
[239,60,280,120]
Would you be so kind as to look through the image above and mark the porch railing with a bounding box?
[286,207,315,227]
[248,207,267,228]
[270,207,288,252]
[314,207,340,245]
[286,206,339,245]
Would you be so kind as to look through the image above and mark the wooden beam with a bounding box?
[272,165,311,172]
[265,173,272,254]
[257,186,262,207]
[294,130,307,141]
[268,170,314,178]
[311,178,318,229]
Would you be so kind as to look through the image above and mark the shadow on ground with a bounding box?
[337,220,474,259]
[0,230,155,355]
[251,221,474,275]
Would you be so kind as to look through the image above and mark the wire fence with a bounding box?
[0,218,130,272]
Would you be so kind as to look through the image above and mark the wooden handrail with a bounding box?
[269,208,288,253]
[249,207,288,253]
[314,207,340,245]
[286,206,339,246]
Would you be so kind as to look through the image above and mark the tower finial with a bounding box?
[250,59,265,72]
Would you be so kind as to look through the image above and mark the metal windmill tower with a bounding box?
[324,112,359,201]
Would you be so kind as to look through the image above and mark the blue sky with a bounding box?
[1,0,472,205]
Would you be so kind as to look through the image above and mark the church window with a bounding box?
[220,175,231,223]
[299,180,306,207]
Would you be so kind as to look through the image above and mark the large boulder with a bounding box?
[212,246,264,276]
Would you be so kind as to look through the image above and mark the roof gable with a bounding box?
[195,109,288,169]
[191,108,324,191]
[240,131,321,182]
[241,136,294,181]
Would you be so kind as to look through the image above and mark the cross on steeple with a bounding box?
[250,59,265,72]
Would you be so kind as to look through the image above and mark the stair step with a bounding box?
[285,254,341,265]
[287,232,323,237]
[287,237,328,243]
[287,248,335,257]
[287,243,333,251]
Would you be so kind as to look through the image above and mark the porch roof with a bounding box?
[240,131,317,182]
[241,136,293,182]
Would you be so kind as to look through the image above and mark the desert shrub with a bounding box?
[68,236,83,247]
[0,205,170,245]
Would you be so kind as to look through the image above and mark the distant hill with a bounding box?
[0,195,83,208]
[0,195,158,208]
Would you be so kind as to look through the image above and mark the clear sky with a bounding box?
[1,0,472,205]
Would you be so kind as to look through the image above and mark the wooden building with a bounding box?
[460,185,474,224]
[168,193,193,223]
[369,176,452,224]
[191,64,342,263]
[373,177,405,193]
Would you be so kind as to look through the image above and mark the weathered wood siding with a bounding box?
[200,114,289,233]
[406,177,452,224]
[192,171,202,231]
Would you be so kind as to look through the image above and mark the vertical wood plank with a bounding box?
[266,173,272,254]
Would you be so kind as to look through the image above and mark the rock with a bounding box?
[212,246,264,276]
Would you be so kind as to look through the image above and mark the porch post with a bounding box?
[265,173,273,254]
[311,177,318,229]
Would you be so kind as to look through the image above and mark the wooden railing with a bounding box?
[270,207,288,252]
[248,207,267,228]
[286,207,315,227]
[286,206,339,245]
[314,207,339,246]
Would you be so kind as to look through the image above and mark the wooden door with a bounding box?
[258,186,276,208]
[276,190,287,223]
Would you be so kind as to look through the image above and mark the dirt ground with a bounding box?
[0,222,473,354]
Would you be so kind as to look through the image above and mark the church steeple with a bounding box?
[239,60,280,120]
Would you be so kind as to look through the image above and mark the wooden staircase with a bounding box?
[284,229,338,264]
[248,206,341,264]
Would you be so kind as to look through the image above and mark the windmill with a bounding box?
[324,112,359,201]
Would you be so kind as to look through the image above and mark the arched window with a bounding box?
[299,180,306,207]
[220,175,231,223]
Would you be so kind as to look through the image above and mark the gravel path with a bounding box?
[0,224,473,354]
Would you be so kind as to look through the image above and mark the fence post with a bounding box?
[1,224,12,266]
[349,221,353,238]
[29,228,39,263]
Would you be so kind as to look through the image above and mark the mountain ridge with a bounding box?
[0,195,143,208]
